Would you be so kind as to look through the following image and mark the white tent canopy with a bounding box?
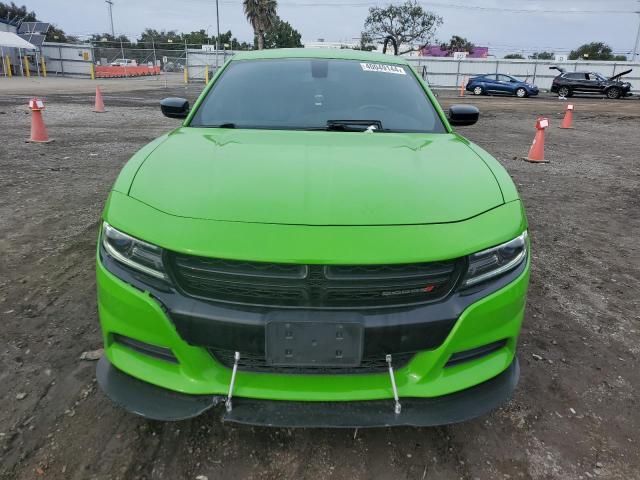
[0,31,37,50]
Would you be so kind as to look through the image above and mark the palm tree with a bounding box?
[243,0,278,50]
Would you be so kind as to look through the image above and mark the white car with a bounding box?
[110,58,137,67]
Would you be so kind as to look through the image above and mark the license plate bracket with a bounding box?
[265,313,364,367]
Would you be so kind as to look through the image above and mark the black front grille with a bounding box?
[168,253,462,309]
[210,348,414,374]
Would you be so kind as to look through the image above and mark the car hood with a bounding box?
[128,128,504,226]
[609,69,632,81]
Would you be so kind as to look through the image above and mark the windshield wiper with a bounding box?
[207,123,236,128]
[326,119,383,132]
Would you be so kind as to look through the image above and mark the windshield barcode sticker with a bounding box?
[360,63,406,75]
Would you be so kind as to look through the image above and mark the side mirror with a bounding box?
[161,97,189,119]
[448,104,479,127]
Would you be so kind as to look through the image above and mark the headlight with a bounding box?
[101,222,167,279]
[462,231,528,287]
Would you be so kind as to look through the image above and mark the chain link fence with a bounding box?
[34,42,640,94]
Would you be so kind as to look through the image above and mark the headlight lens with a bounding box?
[462,231,528,287]
[101,222,167,279]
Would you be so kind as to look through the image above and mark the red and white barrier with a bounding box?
[95,65,161,78]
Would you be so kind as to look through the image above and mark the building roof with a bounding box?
[0,31,38,49]
[421,46,489,58]
[232,48,410,65]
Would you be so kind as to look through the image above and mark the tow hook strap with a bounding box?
[386,354,402,415]
[225,351,241,412]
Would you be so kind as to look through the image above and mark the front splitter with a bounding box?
[97,356,519,427]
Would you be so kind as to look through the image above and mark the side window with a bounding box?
[498,74,514,82]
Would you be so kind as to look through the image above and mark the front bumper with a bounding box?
[96,249,529,422]
[97,355,519,426]
[96,194,529,424]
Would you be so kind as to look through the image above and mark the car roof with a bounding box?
[232,48,409,65]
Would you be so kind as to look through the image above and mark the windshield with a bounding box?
[189,58,446,133]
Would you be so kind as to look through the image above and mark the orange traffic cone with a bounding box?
[525,117,549,163]
[559,104,574,129]
[27,98,52,143]
[459,75,467,97]
[94,86,105,113]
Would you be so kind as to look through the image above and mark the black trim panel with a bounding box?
[113,333,179,364]
[445,339,507,367]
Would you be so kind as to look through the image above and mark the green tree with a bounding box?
[89,33,131,44]
[45,24,76,43]
[529,51,554,60]
[183,29,210,45]
[213,30,252,50]
[354,32,377,51]
[504,53,524,59]
[137,29,183,49]
[262,16,302,49]
[214,30,233,47]
[440,35,474,56]
[139,29,181,44]
[243,0,278,50]
[0,2,36,23]
[569,42,617,60]
[362,0,442,55]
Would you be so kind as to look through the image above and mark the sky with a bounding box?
[22,0,640,57]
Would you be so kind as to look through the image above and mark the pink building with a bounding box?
[420,45,489,58]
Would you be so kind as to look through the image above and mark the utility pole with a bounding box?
[215,0,220,69]
[105,0,115,37]
[633,9,640,62]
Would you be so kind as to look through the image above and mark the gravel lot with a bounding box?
[0,78,639,480]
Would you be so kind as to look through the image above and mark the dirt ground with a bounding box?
[0,78,639,480]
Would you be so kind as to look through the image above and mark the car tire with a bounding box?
[557,86,571,98]
[473,86,484,96]
[515,87,527,98]
[606,87,621,99]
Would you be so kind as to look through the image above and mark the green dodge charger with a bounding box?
[96,48,530,426]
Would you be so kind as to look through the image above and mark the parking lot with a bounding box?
[0,77,638,480]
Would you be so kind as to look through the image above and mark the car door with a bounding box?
[481,74,500,93]
[570,73,593,93]
[586,73,605,93]
[496,75,517,94]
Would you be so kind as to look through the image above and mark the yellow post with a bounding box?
[90,63,95,80]
[5,56,12,78]
[183,66,188,84]
[24,57,30,77]
[40,55,47,78]
[204,65,209,84]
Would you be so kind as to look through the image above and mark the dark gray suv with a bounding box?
[550,67,632,99]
